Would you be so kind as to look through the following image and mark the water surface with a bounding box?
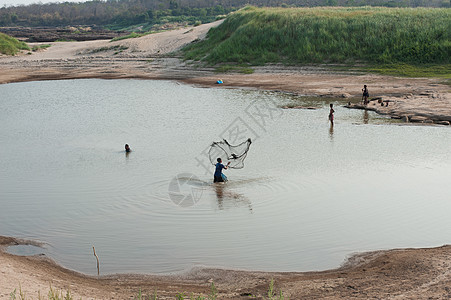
[0,79,450,275]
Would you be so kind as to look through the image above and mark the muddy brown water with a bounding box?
[1,79,450,275]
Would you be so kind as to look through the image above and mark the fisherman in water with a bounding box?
[214,158,230,183]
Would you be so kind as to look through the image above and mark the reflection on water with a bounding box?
[363,110,369,124]
[214,183,226,208]
[213,183,253,212]
[7,245,47,257]
[0,79,450,275]
[329,123,334,141]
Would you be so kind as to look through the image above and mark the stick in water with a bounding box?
[93,246,100,276]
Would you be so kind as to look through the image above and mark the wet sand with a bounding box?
[1,20,450,125]
[184,71,451,125]
[2,236,451,299]
[1,21,451,299]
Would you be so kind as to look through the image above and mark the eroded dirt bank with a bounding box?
[2,236,451,299]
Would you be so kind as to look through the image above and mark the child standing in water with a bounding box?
[329,103,335,125]
[362,85,369,105]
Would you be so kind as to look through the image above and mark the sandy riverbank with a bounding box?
[2,236,451,299]
[1,21,451,125]
[1,21,451,299]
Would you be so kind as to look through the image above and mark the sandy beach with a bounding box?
[1,21,451,299]
[2,236,451,299]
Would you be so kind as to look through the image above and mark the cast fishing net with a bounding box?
[208,138,252,169]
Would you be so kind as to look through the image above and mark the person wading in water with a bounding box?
[362,85,369,105]
[329,103,335,125]
[214,158,230,183]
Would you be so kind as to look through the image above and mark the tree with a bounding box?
[169,0,179,9]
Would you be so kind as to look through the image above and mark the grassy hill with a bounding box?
[183,6,451,69]
[0,33,30,55]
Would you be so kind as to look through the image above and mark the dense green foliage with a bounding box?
[0,0,449,28]
[0,0,233,29]
[105,6,232,31]
[183,6,451,66]
[0,32,29,55]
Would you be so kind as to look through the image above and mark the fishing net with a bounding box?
[208,138,252,169]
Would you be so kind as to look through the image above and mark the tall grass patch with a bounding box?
[183,6,451,66]
[367,63,451,78]
[0,32,30,55]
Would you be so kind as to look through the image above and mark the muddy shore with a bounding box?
[2,62,450,125]
[1,20,450,125]
[2,236,451,299]
[1,21,451,299]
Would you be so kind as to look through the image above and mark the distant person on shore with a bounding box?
[329,103,335,125]
[214,158,230,183]
[125,144,131,153]
[362,85,369,105]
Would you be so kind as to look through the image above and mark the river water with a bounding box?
[0,79,450,275]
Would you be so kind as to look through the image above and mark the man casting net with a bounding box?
[208,138,252,170]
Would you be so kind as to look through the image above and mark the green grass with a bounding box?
[55,39,76,42]
[10,280,287,299]
[111,32,154,42]
[267,278,286,300]
[88,45,128,53]
[214,64,254,74]
[365,63,451,78]
[182,6,451,72]
[0,32,30,55]
[32,44,52,52]
[10,285,76,300]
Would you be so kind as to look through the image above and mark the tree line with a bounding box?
[0,0,449,28]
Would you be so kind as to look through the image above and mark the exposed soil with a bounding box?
[183,71,451,126]
[1,20,451,300]
[2,236,451,299]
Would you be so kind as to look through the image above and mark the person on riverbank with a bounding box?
[125,144,131,153]
[214,158,230,183]
[362,85,369,105]
[329,103,335,125]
